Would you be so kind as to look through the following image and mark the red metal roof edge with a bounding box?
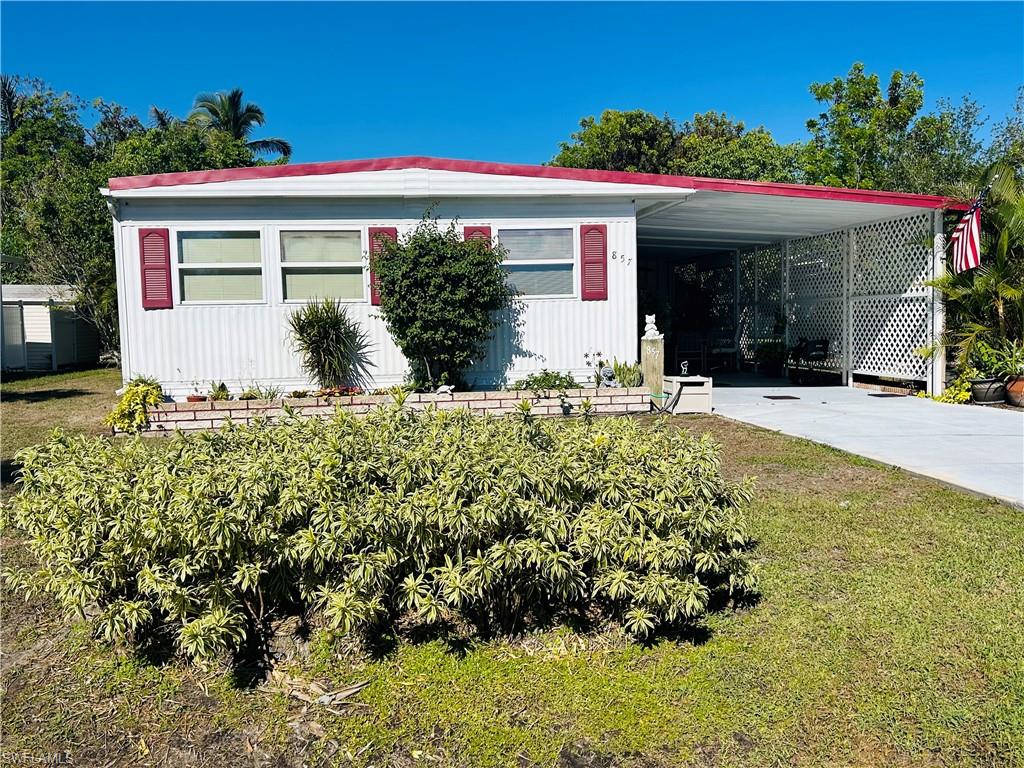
[107,155,956,208]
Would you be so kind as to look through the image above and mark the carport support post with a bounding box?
[929,210,947,396]
[844,228,854,387]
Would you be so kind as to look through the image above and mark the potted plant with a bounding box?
[186,381,207,403]
[208,381,231,401]
[755,340,787,378]
[967,341,1006,404]
[991,340,1024,407]
[969,371,1005,404]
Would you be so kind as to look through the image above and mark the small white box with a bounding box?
[663,375,713,414]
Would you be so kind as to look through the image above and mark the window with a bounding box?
[280,231,364,301]
[178,231,262,302]
[497,228,574,297]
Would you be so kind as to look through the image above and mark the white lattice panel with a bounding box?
[737,302,756,361]
[755,244,783,306]
[787,299,844,368]
[788,231,845,300]
[737,246,785,363]
[739,250,756,305]
[851,296,929,379]
[707,213,936,382]
[852,214,932,298]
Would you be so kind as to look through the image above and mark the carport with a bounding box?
[633,178,953,394]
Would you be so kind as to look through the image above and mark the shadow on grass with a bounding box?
[2,388,86,404]
[1,459,21,486]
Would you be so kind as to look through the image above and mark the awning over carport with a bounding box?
[633,180,951,394]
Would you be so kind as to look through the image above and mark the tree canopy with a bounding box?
[549,109,800,182]
[550,62,1011,196]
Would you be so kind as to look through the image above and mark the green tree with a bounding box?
[887,96,985,194]
[549,109,679,174]
[674,111,800,181]
[549,108,800,181]
[1,78,89,283]
[373,215,517,387]
[188,88,291,159]
[989,86,1024,173]
[802,63,925,189]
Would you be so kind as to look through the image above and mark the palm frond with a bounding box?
[247,137,292,158]
[149,106,178,129]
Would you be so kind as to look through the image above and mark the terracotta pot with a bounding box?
[1005,375,1024,408]
[970,377,1005,404]
[186,394,208,403]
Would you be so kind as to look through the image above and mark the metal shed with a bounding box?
[1,284,100,371]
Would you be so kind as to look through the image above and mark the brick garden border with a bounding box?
[140,387,652,434]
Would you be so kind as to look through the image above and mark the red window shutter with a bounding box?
[580,224,608,301]
[139,228,172,309]
[464,225,491,245]
[368,227,397,306]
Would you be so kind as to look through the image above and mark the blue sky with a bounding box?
[2,1,1022,164]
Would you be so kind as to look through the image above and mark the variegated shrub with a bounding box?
[5,404,757,661]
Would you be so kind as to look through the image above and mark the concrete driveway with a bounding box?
[711,381,1024,507]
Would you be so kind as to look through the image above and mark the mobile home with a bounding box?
[102,157,954,398]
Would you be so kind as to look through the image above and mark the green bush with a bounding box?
[374,215,517,387]
[587,357,643,387]
[103,376,163,433]
[288,299,373,390]
[511,369,579,391]
[6,407,757,661]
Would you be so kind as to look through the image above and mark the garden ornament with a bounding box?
[642,315,663,340]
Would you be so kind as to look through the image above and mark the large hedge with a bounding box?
[5,405,757,661]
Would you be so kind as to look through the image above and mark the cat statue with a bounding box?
[642,314,663,340]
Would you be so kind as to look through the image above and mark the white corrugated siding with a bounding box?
[22,304,53,370]
[115,198,638,396]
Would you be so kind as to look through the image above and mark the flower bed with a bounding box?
[138,387,651,434]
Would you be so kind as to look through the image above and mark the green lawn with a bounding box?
[1,373,1021,767]
[1,367,122,473]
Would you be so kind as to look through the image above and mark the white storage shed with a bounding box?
[1,284,100,371]
[101,157,956,398]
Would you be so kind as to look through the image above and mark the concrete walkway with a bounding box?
[711,381,1024,507]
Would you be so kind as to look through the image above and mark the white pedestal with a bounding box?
[663,375,713,414]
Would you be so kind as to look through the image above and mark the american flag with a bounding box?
[949,187,988,274]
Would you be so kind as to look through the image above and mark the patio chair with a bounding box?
[709,323,744,372]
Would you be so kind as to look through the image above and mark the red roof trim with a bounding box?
[107,155,955,209]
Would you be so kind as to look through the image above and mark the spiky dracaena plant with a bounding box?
[288,299,374,390]
[7,408,758,662]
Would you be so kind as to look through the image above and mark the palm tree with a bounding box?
[928,162,1024,367]
[1,74,26,136]
[149,106,179,129]
[188,88,291,159]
